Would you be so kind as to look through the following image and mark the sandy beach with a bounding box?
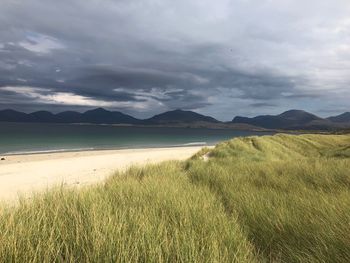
[0,146,206,202]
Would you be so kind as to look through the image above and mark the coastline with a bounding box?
[0,142,209,157]
[0,146,209,202]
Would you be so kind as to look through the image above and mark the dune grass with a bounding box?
[0,134,349,262]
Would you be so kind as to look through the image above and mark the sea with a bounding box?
[0,122,274,155]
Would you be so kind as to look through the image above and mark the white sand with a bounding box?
[0,146,207,202]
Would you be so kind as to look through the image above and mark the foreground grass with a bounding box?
[0,134,349,262]
[0,164,257,262]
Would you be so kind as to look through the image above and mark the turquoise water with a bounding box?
[0,122,273,155]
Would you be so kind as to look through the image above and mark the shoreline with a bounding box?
[0,142,209,157]
[0,145,210,202]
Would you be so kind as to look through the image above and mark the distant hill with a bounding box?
[327,112,350,123]
[80,108,140,124]
[56,111,83,123]
[0,108,139,125]
[0,109,31,122]
[145,109,219,124]
[29,111,58,123]
[232,109,349,130]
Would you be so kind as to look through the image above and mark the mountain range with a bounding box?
[0,108,349,130]
[232,110,350,130]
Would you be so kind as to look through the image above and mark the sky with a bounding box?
[0,0,349,120]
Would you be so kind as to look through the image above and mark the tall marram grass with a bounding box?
[188,134,350,262]
[0,163,257,262]
[0,134,349,262]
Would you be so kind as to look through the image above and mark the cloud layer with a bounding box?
[0,0,349,120]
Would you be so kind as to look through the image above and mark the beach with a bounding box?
[0,146,206,202]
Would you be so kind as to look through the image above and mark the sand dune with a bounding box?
[0,146,206,202]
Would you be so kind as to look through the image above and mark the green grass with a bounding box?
[0,134,349,262]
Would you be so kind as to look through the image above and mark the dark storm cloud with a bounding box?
[206,68,306,100]
[0,0,349,119]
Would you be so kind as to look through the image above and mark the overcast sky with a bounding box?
[0,0,349,120]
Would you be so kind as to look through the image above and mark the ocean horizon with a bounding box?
[0,122,273,155]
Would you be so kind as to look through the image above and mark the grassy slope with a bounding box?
[0,134,349,262]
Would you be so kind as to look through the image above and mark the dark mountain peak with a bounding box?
[339,112,350,117]
[165,109,191,115]
[82,107,139,124]
[278,109,319,120]
[159,109,190,115]
[279,109,307,116]
[327,112,350,123]
[84,107,110,114]
[279,109,316,117]
[148,109,219,124]
[0,109,30,122]
[0,109,22,114]
[0,109,31,117]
